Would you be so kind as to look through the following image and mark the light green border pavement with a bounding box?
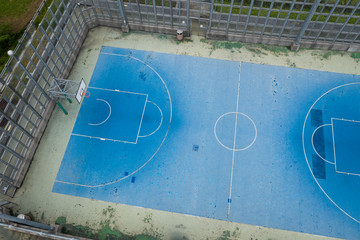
[10,26,358,240]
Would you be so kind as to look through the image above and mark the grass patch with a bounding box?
[260,44,290,54]
[214,0,360,24]
[56,214,159,240]
[321,52,332,60]
[0,0,43,32]
[0,0,45,73]
[55,216,67,225]
[34,0,53,27]
[123,0,176,7]
[0,0,41,19]
[62,224,94,239]
[201,39,243,54]
[246,46,265,55]
[122,31,132,37]
[0,22,23,73]
[176,38,194,44]
[97,224,126,240]
[350,52,360,59]
[157,34,168,40]
[135,235,158,240]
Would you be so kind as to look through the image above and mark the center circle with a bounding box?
[214,112,257,151]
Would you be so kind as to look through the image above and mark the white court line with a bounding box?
[214,112,257,151]
[58,52,173,188]
[331,118,337,172]
[55,180,99,188]
[331,117,360,123]
[227,62,242,221]
[138,101,164,138]
[311,124,335,164]
[88,86,148,96]
[101,52,130,58]
[88,99,112,126]
[335,170,360,176]
[331,117,360,176]
[71,133,136,144]
[302,82,360,224]
[135,95,148,144]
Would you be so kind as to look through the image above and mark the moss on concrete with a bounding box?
[351,52,360,59]
[200,39,243,54]
[55,213,159,240]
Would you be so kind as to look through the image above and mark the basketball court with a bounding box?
[53,46,360,239]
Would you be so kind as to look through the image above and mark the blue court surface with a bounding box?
[53,46,360,239]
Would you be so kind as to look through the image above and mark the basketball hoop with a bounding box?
[82,91,91,98]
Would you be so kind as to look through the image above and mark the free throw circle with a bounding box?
[214,112,257,151]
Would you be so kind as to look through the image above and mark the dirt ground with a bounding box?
[0,0,42,32]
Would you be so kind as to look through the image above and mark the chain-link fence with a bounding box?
[0,0,359,197]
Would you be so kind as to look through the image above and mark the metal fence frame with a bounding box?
[0,0,359,197]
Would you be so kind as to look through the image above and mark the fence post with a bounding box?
[186,0,190,32]
[291,0,320,51]
[208,0,215,32]
[118,0,129,32]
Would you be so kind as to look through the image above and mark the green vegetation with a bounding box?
[260,44,290,54]
[0,22,23,73]
[157,34,168,40]
[321,51,332,59]
[0,0,40,20]
[176,38,194,44]
[55,216,67,225]
[214,0,360,24]
[56,213,159,240]
[0,0,45,73]
[123,0,176,7]
[34,0,54,27]
[200,39,293,57]
[200,39,243,54]
[122,32,132,37]
[350,52,360,59]
[135,236,158,240]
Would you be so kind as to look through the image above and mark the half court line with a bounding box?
[227,62,242,221]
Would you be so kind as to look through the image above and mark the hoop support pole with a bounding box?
[56,101,68,115]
